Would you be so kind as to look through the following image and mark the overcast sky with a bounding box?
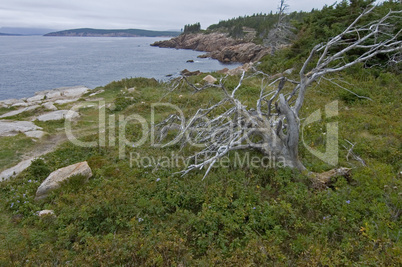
[0,0,384,31]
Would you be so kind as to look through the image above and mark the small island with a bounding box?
[45,28,180,37]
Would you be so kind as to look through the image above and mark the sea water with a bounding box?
[0,36,238,100]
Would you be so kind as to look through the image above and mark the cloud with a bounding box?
[0,0,377,31]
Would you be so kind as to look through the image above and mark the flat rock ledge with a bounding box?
[0,105,41,119]
[0,158,35,182]
[0,120,42,137]
[0,86,92,109]
[36,110,80,122]
[35,161,92,201]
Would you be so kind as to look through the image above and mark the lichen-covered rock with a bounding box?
[35,161,92,200]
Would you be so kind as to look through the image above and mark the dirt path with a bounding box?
[22,132,69,160]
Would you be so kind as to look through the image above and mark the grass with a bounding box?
[0,135,35,170]
[0,70,400,265]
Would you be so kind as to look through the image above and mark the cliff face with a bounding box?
[151,33,270,63]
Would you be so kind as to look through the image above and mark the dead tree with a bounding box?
[264,0,295,53]
[157,7,401,184]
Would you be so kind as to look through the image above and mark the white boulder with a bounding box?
[35,161,92,200]
[203,75,218,84]
[42,102,58,111]
[25,130,47,139]
[37,210,56,217]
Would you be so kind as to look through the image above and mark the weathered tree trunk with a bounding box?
[157,7,401,186]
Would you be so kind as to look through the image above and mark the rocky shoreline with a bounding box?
[151,32,271,64]
[0,85,99,181]
[0,86,95,138]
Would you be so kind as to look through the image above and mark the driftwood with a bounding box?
[156,7,401,186]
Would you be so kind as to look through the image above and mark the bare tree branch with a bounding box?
[157,6,400,185]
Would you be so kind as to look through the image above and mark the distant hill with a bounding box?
[0,32,21,36]
[44,28,181,37]
[0,27,56,35]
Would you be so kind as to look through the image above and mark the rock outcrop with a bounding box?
[0,158,35,181]
[151,33,270,63]
[0,120,42,137]
[0,86,91,109]
[0,105,41,119]
[36,110,80,122]
[35,161,93,200]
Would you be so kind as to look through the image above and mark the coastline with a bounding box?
[0,86,93,109]
[151,32,271,63]
[0,36,232,101]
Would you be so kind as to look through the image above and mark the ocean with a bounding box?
[0,36,238,100]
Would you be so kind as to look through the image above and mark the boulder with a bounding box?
[45,91,62,99]
[25,130,46,139]
[227,62,254,76]
[35,161,92,200]
[42,102,58,111]
[181,69,202,76]
[36,110,79,122]
[37,210,56,217]
[0,120,42,137]
[0,158,34,181]
[62,86,90,98]
[203,75,218,84]
[216,68,229,74]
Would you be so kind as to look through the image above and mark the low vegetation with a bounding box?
[0,1,400,265]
